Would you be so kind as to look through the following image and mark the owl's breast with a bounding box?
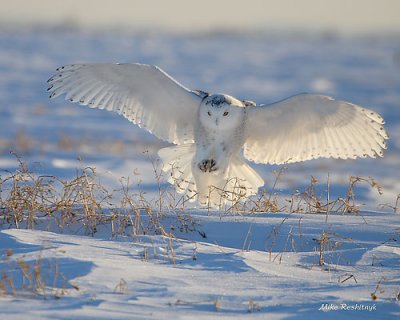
[194,119,245,160]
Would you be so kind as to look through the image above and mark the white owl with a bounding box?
[48,63,388,208]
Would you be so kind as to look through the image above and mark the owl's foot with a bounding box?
[198,159,217,173]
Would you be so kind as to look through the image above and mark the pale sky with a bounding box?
[1,0,399,34]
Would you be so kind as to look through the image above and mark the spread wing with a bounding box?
[47,63,202,144]
[244,94,388,165]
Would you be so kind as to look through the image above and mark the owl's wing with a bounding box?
[244,94,388,165]
[47,63,203,144]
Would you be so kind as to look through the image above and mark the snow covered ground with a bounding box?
[0,28,399,319]
[0,212,399,319]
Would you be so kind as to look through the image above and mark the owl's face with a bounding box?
[199,94,245,130]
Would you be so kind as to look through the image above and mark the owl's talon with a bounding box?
[198,159,218,172]
[198,160,208,172]
[209,159,217,172]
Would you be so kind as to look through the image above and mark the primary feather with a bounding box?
[48,63,388,208]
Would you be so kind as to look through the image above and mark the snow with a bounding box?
[1,212,399,319]
[0,28,399,319]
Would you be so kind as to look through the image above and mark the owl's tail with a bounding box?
[221,157,265,205]
[158,145,265,209]
[194,157,264,209]
[158,144,197,202]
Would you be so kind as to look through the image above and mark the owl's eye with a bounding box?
[207,111,211,116]
[223,111,229,116]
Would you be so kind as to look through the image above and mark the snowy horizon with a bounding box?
[1,0,400,36]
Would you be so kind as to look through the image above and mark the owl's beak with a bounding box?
[215,118,219,126]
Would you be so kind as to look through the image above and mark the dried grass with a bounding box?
[0,248,76,299]
[0,153,195,238]
[0,152,387,237]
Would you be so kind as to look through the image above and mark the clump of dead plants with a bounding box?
[0,248,78,299]
[248,166,383,215]
[0,153,388,237]
[0,153,195,238]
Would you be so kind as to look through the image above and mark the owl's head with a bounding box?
[199,94,245,130]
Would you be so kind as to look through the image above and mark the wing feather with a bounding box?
[244,94,388,165]
[48,63,202,144]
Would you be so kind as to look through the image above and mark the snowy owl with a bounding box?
[47,63,388,207]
